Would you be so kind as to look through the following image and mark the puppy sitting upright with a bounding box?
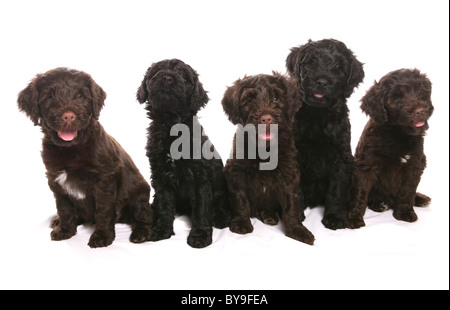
[286,38,365,230]
[222,73,315,245]
[18,67,153,248]
[137,58,230,248]
[347,69,433,228]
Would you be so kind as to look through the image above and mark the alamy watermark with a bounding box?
[169,116,278,170]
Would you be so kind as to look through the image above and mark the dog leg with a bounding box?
[347,171,372,229]
[129,192,153,243]
[50,192,77,241]
[224,166,254,235]
[322,162,351,230]
[392,173,421,222]
[280,189,314,245]
[392,193,418,223]
[88,185,117,248]
[211,161,231,229]
[187,183,213,248]
[149,190,176,242]
[228,183,253,234]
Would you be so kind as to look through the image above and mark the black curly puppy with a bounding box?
[286,38,364,229]
[137,59,230,248]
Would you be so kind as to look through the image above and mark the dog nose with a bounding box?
[415,108,425,116]
[260,114,273,124]
[163,75,173,84]
[62,111,76,123]
[316,78,329,87]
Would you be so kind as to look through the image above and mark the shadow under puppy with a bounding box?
[18,67,153,248]
[222,73,315,245]
[347,68,433,228]
[137,58,230,248]
[286,38,365,230]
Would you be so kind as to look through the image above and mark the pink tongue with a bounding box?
[259,132,272,141]
[415,121,425,127]
[59,130,77,141]
[314,93,324,98]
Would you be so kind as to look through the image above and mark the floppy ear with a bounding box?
[86,75,106,120]
[285,40,311,79]
[360,81,388,124]
[286,47,301,77]
[273,72,302,122]
[344,56,365,98]
[136,69,149,104]
[18,76,41,126]
[221,80,244,125]
[190,75,209,113]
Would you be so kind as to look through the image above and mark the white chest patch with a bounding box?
[55,170,86,200]
[400,154,411,164]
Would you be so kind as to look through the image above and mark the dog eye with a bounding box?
[333,64,343,71]
[273,96,278,102]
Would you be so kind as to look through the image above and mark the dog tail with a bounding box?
[415,192,431,207]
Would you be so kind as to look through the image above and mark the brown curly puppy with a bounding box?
[222,72,315,245]
[347,68,433,228]
[18,67,153,247]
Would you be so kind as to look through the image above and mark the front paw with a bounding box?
[88,231,115,248]
[50,225,76,241]
[229,218,253,235]
[130,225,152,243]
[149,224,174,242]
[347,217,365,229]
[322,214,347,230]
[393,209,418,223]
[187,228,212,248]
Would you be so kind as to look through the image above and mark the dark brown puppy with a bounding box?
[18,67,152,247]
[347,68,433,228]
[222,72,315,245]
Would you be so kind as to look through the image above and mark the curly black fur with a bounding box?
[286,39,364,229]
[137,59,230,248]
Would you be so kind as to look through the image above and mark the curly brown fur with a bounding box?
[222,72,315,245]
[286,38,364,230]
[347,68,433,228]
[18,67,153,247]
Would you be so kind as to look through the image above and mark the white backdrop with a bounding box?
[0,0,448,290]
